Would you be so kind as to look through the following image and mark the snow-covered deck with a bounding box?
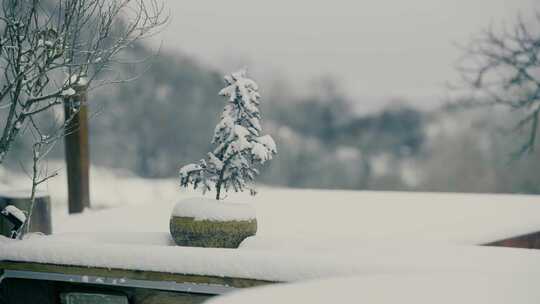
[2,190,540,283]
[2,234,540,283]
[54,189,540,245]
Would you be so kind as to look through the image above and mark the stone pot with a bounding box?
[169,198,257,248]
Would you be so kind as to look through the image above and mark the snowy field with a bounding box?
[3,162,540,243]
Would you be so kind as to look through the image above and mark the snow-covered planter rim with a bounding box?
[172,197,256,222]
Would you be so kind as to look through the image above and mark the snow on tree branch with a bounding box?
[179,69,277,200]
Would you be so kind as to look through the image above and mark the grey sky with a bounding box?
[153,0,538,112]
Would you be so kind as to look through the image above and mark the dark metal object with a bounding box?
[60,292,128,304]
[0,270,235,295]
[0,193,51,237]
[63,84,90,214]
[0,261,272,303]
[0,206,25,238]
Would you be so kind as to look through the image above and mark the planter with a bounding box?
[169,198,257,248]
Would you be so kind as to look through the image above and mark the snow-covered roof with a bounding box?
[206,272,540,304]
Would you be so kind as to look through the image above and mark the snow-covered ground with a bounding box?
[2,163,540,245]
[51,187,540,246]
[207,273,540,304]
[57,182,540,246]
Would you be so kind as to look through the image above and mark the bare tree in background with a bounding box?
[459,13,540,156]
[0,0,166,163]
[0,0,167,237]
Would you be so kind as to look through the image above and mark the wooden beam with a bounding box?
[483,231,540,249]
[0,261,274,288]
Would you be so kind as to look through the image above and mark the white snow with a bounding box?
[2,164,540,243]
[179,163,202,178]
[43,232,174,246]
[65,74,88,87]
[256,135,277,153]
[2,165,540,285]
[0,235,14,244]
[0,163,180,228]
[0,188,48,199]
[171,197,256,221]
[207,273,540,304]
[251,142,272,163]
[61,87,76,97]
[61,74,88,96]
[3,163,540,242]
[207,152,224,170]
[2,205,27,223]
[2,237,540,282]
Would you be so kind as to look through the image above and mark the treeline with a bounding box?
[5,43,540,194]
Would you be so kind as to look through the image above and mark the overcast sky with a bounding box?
[152,0,538,112]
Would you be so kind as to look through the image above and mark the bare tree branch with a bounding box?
[0,0,167,237]
[0,0,168,164]
[458,13,540,156]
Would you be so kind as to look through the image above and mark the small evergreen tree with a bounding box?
[179,70,277,200]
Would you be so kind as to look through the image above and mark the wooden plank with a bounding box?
[1,277,57,304]
[1,277,214,304]
[0,261,274,289]
[483,231,540,249]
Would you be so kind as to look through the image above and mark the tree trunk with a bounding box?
[215,162,229,201]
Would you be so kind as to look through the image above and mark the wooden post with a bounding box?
[63,82,90,214]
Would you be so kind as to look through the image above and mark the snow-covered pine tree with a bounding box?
[179,70,277,200]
